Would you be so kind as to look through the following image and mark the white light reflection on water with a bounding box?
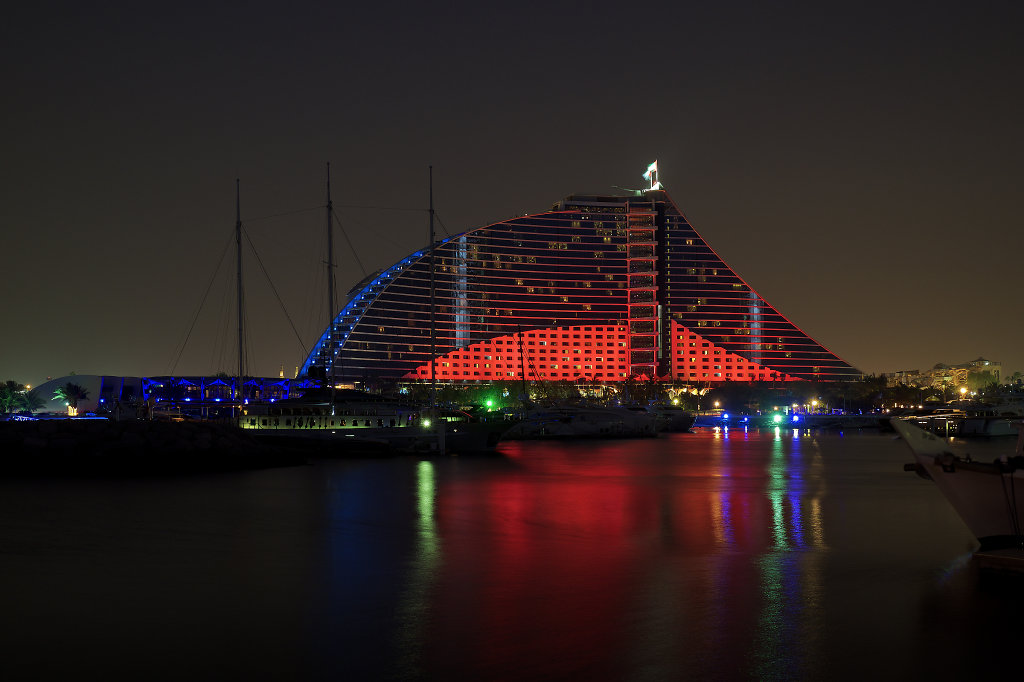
[4,429,1015,680]
[753,427,827,679]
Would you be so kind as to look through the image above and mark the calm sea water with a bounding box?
[1,428,1021,680]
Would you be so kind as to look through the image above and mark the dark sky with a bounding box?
[3,1,1021,386]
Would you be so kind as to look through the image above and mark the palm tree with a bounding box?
[17,389,47,415]
[0,380,26,414]
[53,383,90,415]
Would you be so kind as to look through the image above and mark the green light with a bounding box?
[772,414,782,424]
[485,399,494,409]
[422,419,432,428]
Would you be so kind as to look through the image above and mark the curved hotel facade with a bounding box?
[302,169,859,385]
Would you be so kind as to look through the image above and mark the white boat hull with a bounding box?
[892,417,1024,549]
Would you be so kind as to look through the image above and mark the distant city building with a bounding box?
[887,369,923,387]
[886,357,1001,388]
[302,170,859,385]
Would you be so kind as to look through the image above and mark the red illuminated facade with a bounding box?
[408,323,789,383]
[301,179,859,384]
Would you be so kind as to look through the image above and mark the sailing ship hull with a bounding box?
[239,393,506,456]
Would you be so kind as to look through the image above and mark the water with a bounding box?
[1,428,1020,680]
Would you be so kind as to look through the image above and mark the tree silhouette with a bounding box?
[17,389,47,415]
[53,383,90,410]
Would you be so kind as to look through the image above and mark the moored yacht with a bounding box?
[892,416,1024,551]
[501,405,658,440]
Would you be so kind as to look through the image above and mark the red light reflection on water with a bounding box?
[410,431,827,678]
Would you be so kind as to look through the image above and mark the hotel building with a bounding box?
[302,166,859,384]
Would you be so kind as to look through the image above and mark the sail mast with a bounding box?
[326,162,335,387]
[428,166,436,411]
[235,178,244,404]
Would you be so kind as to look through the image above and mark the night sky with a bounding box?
[3,1,1021,386]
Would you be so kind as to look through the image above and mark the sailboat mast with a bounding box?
[235,178,244,402]
[517,325,528,400]
[428,166,436,410]
[326,162,335,386]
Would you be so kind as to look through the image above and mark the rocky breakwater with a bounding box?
[0,419,306,475]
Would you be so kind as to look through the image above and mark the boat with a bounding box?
[224,167,506,456]
[646,404,696,432]
[240,389,418,441]
[891,416,1024,551]
[501,405,658,440]
[239,388,503,454]
[958,415,1020,437]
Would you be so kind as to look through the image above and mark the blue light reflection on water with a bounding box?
[753,427,824,679]
[2,429,1023,680]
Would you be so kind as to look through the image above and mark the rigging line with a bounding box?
[332,210,367,278]
[434,212,453,238]
[212,265,233,375]
[169,230,234,375]
[242,227,312,359]
[246,205,323,224]
[242,295,253,379]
